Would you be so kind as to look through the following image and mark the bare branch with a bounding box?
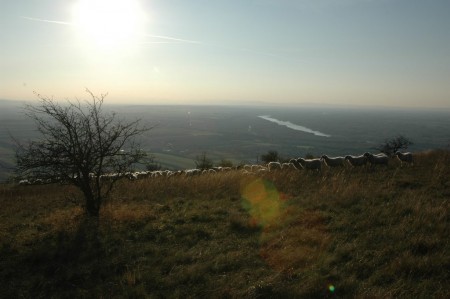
[13,90,152,217]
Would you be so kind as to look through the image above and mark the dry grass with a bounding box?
[0,150,448,298]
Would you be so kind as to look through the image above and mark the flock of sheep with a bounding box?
[131,151,413,178]
[17,152,413,185]
[268,151,413,172]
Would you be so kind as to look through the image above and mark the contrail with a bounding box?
[142,34,202,44]
[21,16,201,45]
[20,15,307,64]
[21,16,74,26]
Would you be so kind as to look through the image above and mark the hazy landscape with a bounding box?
[1,0,450,296]
[1,99,449,181]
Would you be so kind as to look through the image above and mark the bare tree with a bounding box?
[194,152,213,170]
[261,150,280,164]
[217,159,233,168]
[14,90,151,217]
[376,135,413,157]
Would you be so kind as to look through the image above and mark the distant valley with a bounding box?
[1,100,449,182]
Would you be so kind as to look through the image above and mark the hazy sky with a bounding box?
[1,0,449,108]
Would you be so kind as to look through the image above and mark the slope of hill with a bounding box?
[0,151,450,298]
[0,151,449,297]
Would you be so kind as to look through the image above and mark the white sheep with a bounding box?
[281,162,298,170]
[243,165,252,171]
[100,173,118,181]
[161,170,172,177]
[321,155,346,167]
[395,152,414,165]
[297,158,322,171]
[364,152,389,166]
[136,171,149,179]
[19,179,31,186]
[201,168,217,174]
[151,171,164,178]
[170,170,183,177]
[289,158,303,170]
[345,155,368,167]
[267,161,282,171]
[256,167,268,174]
[127,172,139,180]
[251,165,264,172]
[184,169,201,176]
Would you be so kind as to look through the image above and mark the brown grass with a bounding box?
[0,150,448,298]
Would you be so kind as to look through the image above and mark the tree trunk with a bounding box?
[85,196,100,217]
[80,182,101,217]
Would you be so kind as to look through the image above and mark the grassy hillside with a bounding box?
[0,151,449,298]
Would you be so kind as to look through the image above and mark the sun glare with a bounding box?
[72,0,146,51]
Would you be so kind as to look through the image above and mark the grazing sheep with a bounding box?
[242,165,252,171]
[364,152,389,166]
[151,171,164,178]
[345,155,368,167]
[100,172,119,181]
[19,179,31,186]
[251,165,264,172]
[127,172,139,180]
[184,169,201,176]
[256,167,268,174]
[395,152,414,165]
[162,170,173,177]
[297,158,322,171]
[289,158,303,169]
[268,161,282,171]
[166,171,175,178]
[321,155,346,167]
[171,170,183,177]
[200,169,215,175]
[135,171,149,179]
[282,162,298,170]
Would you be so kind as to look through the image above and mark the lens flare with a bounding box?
[328,284,335,292]
[241,178,281,227]
[241,177,332,281]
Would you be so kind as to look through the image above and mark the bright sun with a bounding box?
[73,0,146,50]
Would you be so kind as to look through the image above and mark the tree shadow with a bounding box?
[0,216,110,298]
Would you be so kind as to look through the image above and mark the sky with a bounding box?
[1,0,449,108]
